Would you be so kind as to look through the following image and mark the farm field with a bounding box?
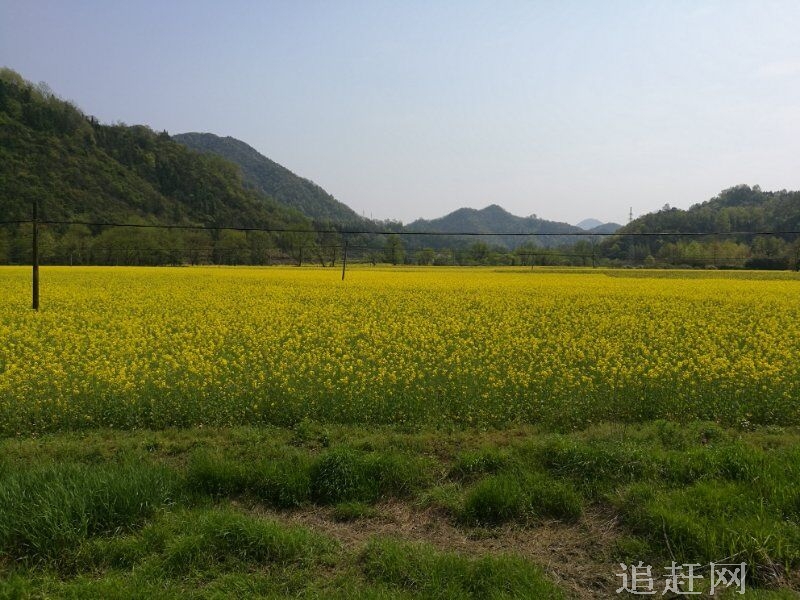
[1,266,800,434]
[1,266,799,598]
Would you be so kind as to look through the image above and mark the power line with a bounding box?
[2,219,800,238]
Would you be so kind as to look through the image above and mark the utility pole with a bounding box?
[32,199,39,311]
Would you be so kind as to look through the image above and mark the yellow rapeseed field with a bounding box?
[0,266,798,434]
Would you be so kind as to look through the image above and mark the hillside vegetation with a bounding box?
[606,185,800,269]
[0,68,313,265]
[173,132,366,225]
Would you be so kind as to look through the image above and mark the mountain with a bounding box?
[172,132,364,225]
[588,222,621,234]
[406,204,585,249]
[622,185,800,235]
[576,218,602,230]
[0,68,312,265]
[603,185,800,268]
[576,218,621,234]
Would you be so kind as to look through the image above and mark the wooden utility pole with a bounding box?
[32,200,39,311]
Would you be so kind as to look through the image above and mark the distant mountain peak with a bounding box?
[576,218,603,230]
[407,204,583,249]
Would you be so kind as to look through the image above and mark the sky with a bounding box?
[2,1,800,225]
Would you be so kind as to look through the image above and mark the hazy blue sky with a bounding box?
[2,1,799,224]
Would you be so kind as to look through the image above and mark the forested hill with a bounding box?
[173,132,364,225]
[605,185,800,268]
[406,204,584,249]
[0,68,313,264]
[624,185,800,234]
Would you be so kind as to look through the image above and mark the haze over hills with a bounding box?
[172,133,365,226]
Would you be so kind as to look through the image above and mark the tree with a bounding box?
[468,242,490,264]
[0,228,9,264]
[416,248,435,265]
[214,230,250,265]
[384,235,404,265]
[184,230,214,265]
[248,231,274,265]
[59,224,92,265]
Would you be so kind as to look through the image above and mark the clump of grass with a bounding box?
[660,442,765,484]
[290,418,331,449]
[249,456,314,508]
[449,447,511,481]
[0,460,180,565]
[652,420,730,450]
[461,472,582,526]
[418,482,464,517]
[76,533,151,570]
[188,447,427,508]
[186,451,312,508]
[529,436,656,496]
[461,474,526,526]
[72,507,336,576]
[310,448,428,504]
[611,536,657,565]
[361,538,563,598]
[157,508,335,574]
[186,451,247,497]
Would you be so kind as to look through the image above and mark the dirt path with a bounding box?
[245,501,623,599]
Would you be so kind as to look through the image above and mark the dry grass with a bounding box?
[246,500,622,599]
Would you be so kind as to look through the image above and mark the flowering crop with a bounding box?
[1,266,798,434]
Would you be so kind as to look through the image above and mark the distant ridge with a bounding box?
[576,218,621,233]
[406,204,585,248]
[588,222,621,234]
[576,218,603,230]
[172,132,364,225]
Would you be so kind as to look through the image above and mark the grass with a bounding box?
[0,460,180,566]
[1,422,799,596]
[461,472,583,526]
[361,538,564,599]
[187,446,430,508]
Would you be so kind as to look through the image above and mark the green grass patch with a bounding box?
[461,472,582,526]
[615,482,800,584]
[361,538,563,599]
[187,450,313,508]
[0,460,180,566]
[449,446,511,481]
[310,448,429,505]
